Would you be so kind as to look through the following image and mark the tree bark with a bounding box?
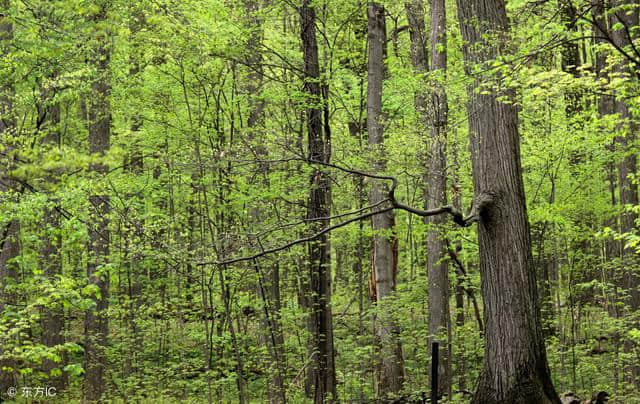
[405,0,452,394]
[39,69,67,391]
[560,0,582,116]
[426,0,452,397]
[456,1,560,403]
[610,0,640,310]
[609,0,640,388]
[84,2,111,401]
[300,1,336,402]
[367,3,405,398]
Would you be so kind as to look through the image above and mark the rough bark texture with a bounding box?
[84,3,111,401]
[427,0,451,397]
[367,3,405,398]
[456,1,560,403]
[610,0,640,311]
[609,0,640,387]
[0,1,20,393]
[300,1,336,402]
[405,1,428,78]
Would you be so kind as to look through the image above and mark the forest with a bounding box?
[0,0,640,403]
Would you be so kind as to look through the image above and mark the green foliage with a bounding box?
[1,0,640,402]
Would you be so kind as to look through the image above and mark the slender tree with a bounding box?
[242,1,286,401]
[367,2,405,397]
[405,0,451,396]
[426,0,451,397]
[300,0,336,401]
[39,70,66,391]
[456,0,560,402]
[84,2,111,400]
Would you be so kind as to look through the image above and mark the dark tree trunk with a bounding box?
[367,3,404,398]
[84,3,111,401]
[41,202,67,391]
[39,70,67,391]
[456,1,560,403]
[560,1,582,116]
[0,1,19,392]
[300,1,336,402]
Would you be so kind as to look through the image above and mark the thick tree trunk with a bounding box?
[609,0,640,388]
[300,1,336,402]
[367,3,405,398]
[0,2,19,392]
[456,1,560,403]
[610,0,640,310]
[84,3,111,401]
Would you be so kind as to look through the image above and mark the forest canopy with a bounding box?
[0,0,639,403]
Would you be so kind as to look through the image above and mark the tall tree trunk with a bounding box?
[405,0,451,394]
[560,0,582,117]
[610,0,640,310]
[0,1,20,392]
[367,3,404,398]
[39,70,67,391]
[456,1,560,402]
[121,5,145,385]
[300,1,336,402]
[243,1,286,401]
[84,3,111,401]
[427,0,451,397]
[609,0,640,387]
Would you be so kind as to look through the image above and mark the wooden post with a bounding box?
[431,341,439,403]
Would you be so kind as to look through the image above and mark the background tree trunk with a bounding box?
[300,1,336,402]
[39,71,66,391]
[426,0,451,397]
[84,2,111,401]
[456,1,560,402]
[367,3,405,398]
[243,1,286,401]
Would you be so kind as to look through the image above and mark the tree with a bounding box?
[367,2,405,398]
[610,0,640,310]
[456,0,561,402]
[300,1,336,401]
[405,0,451,397]
[243,1,286,402]
[426,0,451,397]
[84,2,111,400]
